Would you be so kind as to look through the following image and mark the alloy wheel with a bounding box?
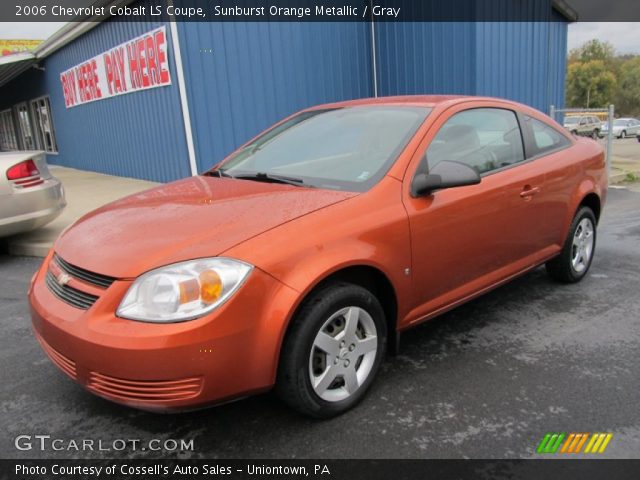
[571,218,595,273]
[309,306,378,402]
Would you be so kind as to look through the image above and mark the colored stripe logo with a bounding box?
[537,433,613,454]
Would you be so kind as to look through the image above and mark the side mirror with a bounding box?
[411,160,481,197]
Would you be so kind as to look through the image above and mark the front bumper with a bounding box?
[29,253,299,411]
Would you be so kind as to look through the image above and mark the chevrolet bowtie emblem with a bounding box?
[57,272,72,287]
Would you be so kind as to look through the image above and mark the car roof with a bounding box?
[305,95,523,110]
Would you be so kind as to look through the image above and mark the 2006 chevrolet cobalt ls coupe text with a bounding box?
[29,96,606,417]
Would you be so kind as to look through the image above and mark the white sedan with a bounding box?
[0,151,66,237]
[601,118,640,139]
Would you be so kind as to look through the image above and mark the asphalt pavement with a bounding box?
[1,184,639,459]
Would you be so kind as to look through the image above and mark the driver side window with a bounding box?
[423,108,525,175]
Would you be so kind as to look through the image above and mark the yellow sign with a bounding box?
[0,40,42,57]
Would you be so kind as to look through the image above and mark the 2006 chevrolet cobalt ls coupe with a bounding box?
[30,96,606,417]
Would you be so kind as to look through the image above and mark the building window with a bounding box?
[15,102,37,150]
[30,96,58,153]
[0,109,19,151]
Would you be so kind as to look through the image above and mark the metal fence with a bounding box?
[550,105,615,176]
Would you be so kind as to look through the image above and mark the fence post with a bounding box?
[607,104,614,177]
[550,105,556,121]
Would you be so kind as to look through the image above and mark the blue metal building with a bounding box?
[0,1,573,183]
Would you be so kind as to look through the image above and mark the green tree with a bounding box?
[614,57,640,116]
[568,39,616,66]
[566,60,617,109]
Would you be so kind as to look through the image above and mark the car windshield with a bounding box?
[564,117,580,124]
[215,106,431,192]
[614,120,629,126]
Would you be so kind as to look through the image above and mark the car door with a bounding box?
[401,105,547,324]
[519,114,577,250]
[578,117,588,134]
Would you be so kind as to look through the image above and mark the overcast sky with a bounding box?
[0,21,638,56]
[568,22,639,54]
[0,22,66,40]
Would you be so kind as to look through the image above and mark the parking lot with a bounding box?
[601,136,640,182]
[1,182,639,460]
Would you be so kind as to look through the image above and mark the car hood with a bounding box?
[55,176,356,278]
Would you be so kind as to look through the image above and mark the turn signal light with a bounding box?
[177,270,223,306]
[7,159,39,180]
[199,270,223,304]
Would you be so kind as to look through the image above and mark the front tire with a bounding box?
[620,130,626,139]
[276,282,387,418]
[546,207,597,283]
[592,129,600,139]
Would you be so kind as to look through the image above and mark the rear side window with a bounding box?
[525,115,571,156]
[425,108,525,175]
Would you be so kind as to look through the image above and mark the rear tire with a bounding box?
[546,207,597,283]
[276,282,387,418]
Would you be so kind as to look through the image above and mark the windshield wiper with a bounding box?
[233,172,307,187]
[203,168,234,178]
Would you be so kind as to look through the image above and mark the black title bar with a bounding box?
[3,459,640,480]
[2,0,640,23]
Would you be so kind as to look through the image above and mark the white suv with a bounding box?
[563,115,602,139]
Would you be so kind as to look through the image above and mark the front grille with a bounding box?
[45,271,99,310]
[53,254,116,289]
[35,333,77,380]
[87,372,204,403]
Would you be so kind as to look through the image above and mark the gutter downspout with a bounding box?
[168,1,198,177]
[369,0,378,97]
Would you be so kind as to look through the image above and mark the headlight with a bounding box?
[117,258,253,323]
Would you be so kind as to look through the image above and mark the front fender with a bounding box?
[224,177,412,367]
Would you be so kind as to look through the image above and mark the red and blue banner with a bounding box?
[60,26,171,108]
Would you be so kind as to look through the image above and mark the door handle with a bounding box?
[520,186,541,198]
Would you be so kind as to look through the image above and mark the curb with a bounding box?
[610,169,640,185]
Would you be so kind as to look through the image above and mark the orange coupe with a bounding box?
[29,96,606,417]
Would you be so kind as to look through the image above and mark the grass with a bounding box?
[625,172,639,182]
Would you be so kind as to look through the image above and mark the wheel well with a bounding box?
[580,193,601,223]
[311,266,399,353]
